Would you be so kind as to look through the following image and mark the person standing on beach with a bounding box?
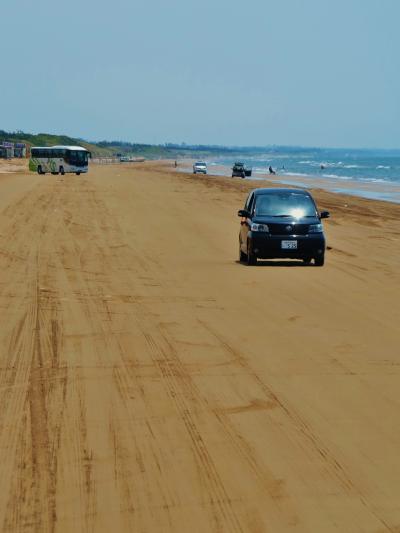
[174,160,177,168]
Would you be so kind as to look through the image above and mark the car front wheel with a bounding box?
[314,254,325,266]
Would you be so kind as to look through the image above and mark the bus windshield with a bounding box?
[67,150,89,165]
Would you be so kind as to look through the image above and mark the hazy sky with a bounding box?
[1,0,399,148]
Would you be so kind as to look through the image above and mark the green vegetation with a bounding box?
[0,129,281,159]
[95,140,257,159]
[0,130,112,157]
[0,130,187,158]
[1,130,223,159]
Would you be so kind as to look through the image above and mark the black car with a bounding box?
[238,188,330,266]
[232,162,252,178]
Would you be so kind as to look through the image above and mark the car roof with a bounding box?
[251,187,311,196]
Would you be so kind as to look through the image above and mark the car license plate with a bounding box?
[281,240,297,249]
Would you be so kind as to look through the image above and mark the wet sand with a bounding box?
[177,159,400,203]
[0,160,399,531]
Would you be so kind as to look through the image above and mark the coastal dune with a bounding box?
[0,160,399,532]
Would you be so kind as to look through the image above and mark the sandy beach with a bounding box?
[0,158,29,174]
[0,159,399,532]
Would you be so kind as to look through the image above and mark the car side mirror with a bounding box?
[320,211,330,219]
[238,209,250,218]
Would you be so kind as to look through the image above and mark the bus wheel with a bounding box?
[37,166,43,175]
[76,172,81,175]
[59,166,65,175]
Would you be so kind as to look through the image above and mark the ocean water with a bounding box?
[207,147,400,203]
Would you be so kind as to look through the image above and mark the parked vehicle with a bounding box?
[238,188,329,265]
[232,162,252,178]
[29,146,90,175]
[193,161,207,174]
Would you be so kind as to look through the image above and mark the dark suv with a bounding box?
[238,188,329,266]
[232,162,252,178]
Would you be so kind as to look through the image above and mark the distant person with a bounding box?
[320,164,325,170]
[269,165,276,175]
[174,160,177,168]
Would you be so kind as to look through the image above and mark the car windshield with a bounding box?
[196,162,205,166]
[255,192,317,218]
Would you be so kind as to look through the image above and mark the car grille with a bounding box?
[268,223,309,235]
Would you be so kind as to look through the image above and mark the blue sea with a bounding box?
[205,147,400,203]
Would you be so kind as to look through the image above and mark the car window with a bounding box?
[244,193,253,211]
[248,194,255,214]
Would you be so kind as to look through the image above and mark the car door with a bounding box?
[240,192,254,252]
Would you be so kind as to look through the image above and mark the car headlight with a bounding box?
[251,223,269,232]
[308,223,323,233]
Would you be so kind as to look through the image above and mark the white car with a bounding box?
[193,161,207,174]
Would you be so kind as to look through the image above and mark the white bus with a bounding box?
[29,145,90,175]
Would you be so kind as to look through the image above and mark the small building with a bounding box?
[0,143,14,158]
[14,143,27,158]
[0,146,7,159]
[0,142,14,158]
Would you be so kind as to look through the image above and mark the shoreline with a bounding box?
[175,159,400,204]
[2,156,400,207]
[141,160,400,229]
